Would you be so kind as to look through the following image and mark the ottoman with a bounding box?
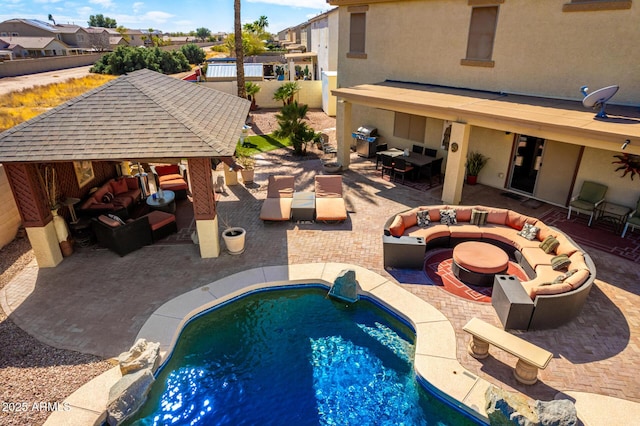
[452,241,509,286]
[144,210,178,242]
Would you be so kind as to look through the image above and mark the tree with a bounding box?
[88,14,117,28]
[116,26,130,43]
[273,101,315,155]
[195,27,211,42]
[181,44,205,64]
[256,16,269,33]
[234,0,246,99]
[90,46,190,75]
[48,14,56,25]
[225,33,266,57]
[273,82,300,106]
[245,82,261,110]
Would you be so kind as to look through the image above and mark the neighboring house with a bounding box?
[0,36,69,58]
[162,35,195,45]
[0,19,90,53]
[86,27,122,51]
[328,0,640,209]
[124,29,145,47]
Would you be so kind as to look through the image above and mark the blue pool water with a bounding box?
[127,287,479,426]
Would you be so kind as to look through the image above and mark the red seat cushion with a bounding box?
[144,211,176,231]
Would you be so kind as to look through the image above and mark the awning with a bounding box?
[332,81,640,155]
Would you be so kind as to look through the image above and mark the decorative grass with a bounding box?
[0,74,116,132]
[235,134,292,157]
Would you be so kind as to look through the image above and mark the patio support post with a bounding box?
[4,163,63,267]
[442,122,470,205]
[336,99,352,169]
[188,158,220,258]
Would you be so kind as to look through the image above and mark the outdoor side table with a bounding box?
[146,190,176,213]
[291,192,316,222]
[382,235,426,269]
[492,275,534,330]
[595,202,631,235]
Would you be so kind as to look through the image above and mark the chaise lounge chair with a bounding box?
[315,175,348,223]
[260,175,295,221]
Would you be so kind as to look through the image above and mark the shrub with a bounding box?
[91,46,191,75]
[180,43,206,64]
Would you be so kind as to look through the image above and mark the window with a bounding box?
[461,6,498,67]
[563,0,631,12]
[394,113,426,143]
[347,6,368,59]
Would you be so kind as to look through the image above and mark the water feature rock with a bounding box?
[106,368,154,425]
[117,338,160,375]
[328,269,359,303]
[535,399,577,426]
[485,385,538,426]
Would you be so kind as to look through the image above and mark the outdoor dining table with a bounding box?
[378,148,437,168]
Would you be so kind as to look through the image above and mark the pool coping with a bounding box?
[44,262,639,425]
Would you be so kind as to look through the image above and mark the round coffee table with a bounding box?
[452,241,509,287]
[146,190,176,213]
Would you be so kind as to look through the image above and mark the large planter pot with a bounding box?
[222,227,246,255]
[323,162,342,174]
[240,169,255,184]
[466,175,478,185]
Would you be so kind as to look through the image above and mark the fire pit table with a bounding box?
[452,241,509,287]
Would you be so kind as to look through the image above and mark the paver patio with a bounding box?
[2,149,638,415]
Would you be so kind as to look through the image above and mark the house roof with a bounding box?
[0,36,65,49]
[205,63,263,79]
[0,68,251,163]
[332,81,640,155]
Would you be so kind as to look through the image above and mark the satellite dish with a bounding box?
[580,85,619,119]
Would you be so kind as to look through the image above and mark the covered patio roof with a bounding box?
[333,81,640,155]
[0,68,251,163]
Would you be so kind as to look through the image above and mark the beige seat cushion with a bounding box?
[448,223,483,239]
[259,198,293,221]
[267,175,295,198]
[316,198,347,222]
[315,175,343,197]
[405,224,450,242]
[521,246,555,269]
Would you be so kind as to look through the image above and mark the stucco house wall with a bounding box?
[337,0,638,104]
[0,165,21,249]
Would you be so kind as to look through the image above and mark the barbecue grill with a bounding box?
[352,126,379,158]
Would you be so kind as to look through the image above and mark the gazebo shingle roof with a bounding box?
[0,68,251,163]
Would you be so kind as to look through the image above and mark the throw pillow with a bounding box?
[539,235,560,254]
[517,223,540,241]
[470,209,488,226]
[416,210,430,228]
[439,209,457,225]
[98,214,122,228]
[101,191,114,203]
[551,254,571,271]
[552,269,578,284]
[107,214,126,225]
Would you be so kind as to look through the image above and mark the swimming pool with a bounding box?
[127,286,480,425]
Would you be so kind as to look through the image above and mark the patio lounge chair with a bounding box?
[621,198,640,238]
[567,181,607,226]
[315,175,347,223]
[260,175,295,221]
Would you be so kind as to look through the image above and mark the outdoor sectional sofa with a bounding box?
[383,205,596,330]
[79,176,142,218]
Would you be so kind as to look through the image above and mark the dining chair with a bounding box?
[392,157,414,183]
[381,154,395,179]
[375,143,388,169]
[412,144,424,155]
[424,148,438,158]
[426,157,443,186]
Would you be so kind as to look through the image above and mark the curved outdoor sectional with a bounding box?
[383,205,596,330]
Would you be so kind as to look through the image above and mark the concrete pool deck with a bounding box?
[44,263,639,425]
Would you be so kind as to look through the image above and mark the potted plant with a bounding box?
[236,155,255,184]
[245,81,261,111]
[220,215,246,255]
[275,65,285,81]
[465,151,488,185]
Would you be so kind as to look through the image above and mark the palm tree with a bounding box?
[234,0,246,99]
[245,82,261,110]
[256,16,269,33]
[273,101,316,155]
[273,82,300,106]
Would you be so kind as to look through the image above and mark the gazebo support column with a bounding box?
[5,163,62,267]
[188,158,220,258]
[442,122,470,205]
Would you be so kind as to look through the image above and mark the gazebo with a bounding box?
[0,68,250,267]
